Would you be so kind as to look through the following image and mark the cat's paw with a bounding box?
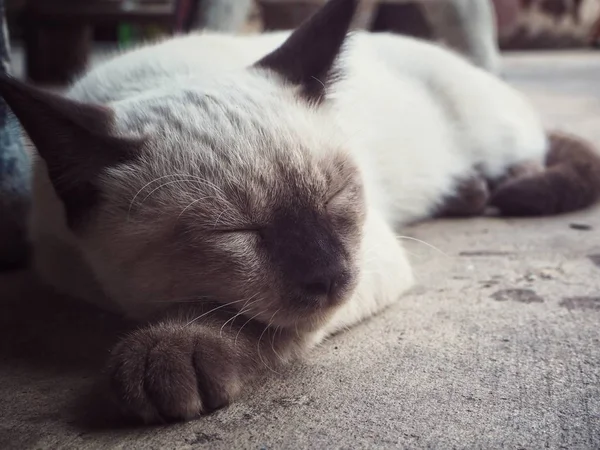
[108,323,240,423]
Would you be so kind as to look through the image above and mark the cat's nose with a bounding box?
[303,278,334,297]
[299,268,350,301]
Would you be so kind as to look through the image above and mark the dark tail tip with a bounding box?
[490,131,600,216]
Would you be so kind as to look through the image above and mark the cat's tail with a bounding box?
[489,131,600,216]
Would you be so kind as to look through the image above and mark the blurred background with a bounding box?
[0,0,599,270]
[2,0,599,85]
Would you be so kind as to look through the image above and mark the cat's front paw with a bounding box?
[108,323,241,423]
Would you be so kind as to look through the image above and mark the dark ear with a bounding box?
[0,75,141,229]
[255,0,359,103]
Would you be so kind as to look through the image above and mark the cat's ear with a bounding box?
[0,75,141,228]
[255,0,358,103]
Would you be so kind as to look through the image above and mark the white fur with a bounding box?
[30,31,547,333]
[66,30,546,225]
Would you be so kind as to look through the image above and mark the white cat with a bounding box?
[0,0,597,423]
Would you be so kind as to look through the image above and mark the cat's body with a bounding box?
[2,0,599,423]
[68,29,542,223]
[31,30,543,315]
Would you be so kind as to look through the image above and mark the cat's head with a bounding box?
[0,0,365,329]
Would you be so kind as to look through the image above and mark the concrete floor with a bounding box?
[1,51,599,449]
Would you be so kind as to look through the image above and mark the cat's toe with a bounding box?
[108,325,205,423]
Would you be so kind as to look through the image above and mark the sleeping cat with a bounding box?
[1,0,599,423]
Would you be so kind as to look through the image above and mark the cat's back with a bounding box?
[67,31,291,105]
[63,30,546,227]
[339,32,546,177]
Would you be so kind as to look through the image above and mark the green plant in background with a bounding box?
[118,23,169,48]
[118,23,136,48]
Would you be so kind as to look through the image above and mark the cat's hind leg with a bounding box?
[435,175,490,218]
[489,131,600,216]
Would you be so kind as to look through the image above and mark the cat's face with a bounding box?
[0,0,366,329]
[82,81,366,327]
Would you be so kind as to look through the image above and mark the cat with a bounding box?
[1,0,599,424]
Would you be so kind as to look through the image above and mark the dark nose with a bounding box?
[303,278,333,297]
[300,267,350,299]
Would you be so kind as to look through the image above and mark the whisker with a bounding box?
[212,206,235,229]
[219,308,247,338]
[397,235,450,258]
[311,76,326,91]
[257,309,281,374]
[219,295,261,337]
[235,311,263,346]
[128,175,207,218]
[270,325,284,363]
[177,175,228,198]
[128,174,189,215]
[138,179,204,210]
[127,174,230,219]
[185,298,247,327]
[177,196,215,220]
